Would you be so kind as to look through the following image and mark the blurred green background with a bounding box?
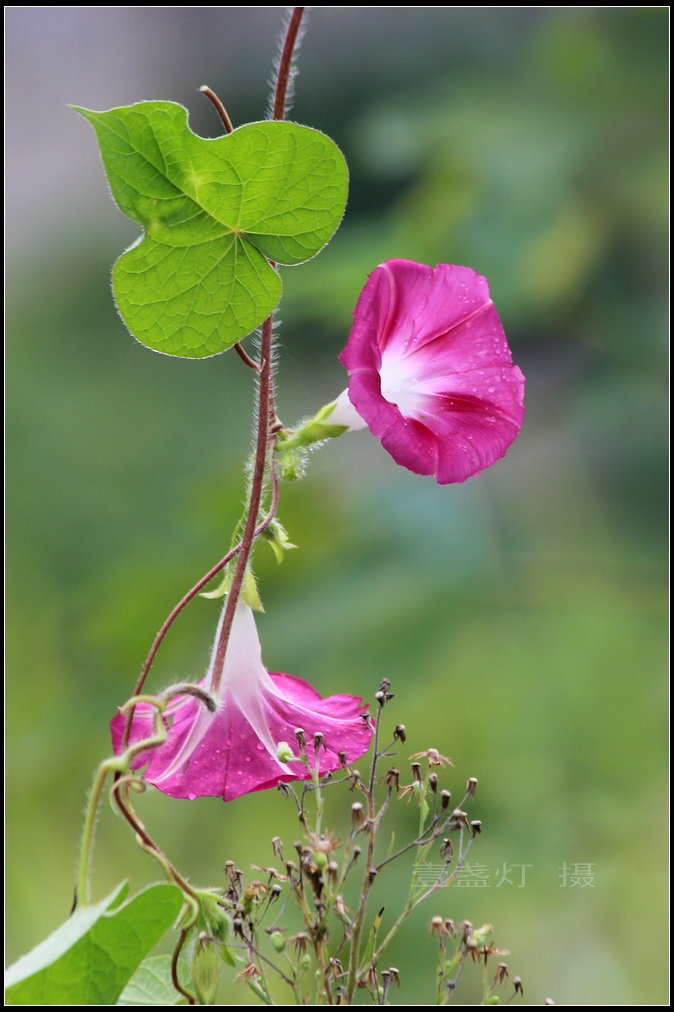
[6,7,667,1005]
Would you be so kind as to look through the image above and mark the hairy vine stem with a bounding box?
[209,6,306,692]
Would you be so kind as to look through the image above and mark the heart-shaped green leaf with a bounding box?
[74,102,348,358]
[5,882,182,1005]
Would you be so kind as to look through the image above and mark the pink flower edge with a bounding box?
[334,260,525,484]
[111,603,373,802]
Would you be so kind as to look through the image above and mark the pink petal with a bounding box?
[338,260,525,484]
[111,673,372,802]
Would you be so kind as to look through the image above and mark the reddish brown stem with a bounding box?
[111,780,197,899]
[273,8,305,121]
[199,84,234,133]
[171,928,196,1005]
[121,475,280,747]
[233,341,260,371]
[209,317,274,691]
[209,8,305,691]
[120,7,304,731]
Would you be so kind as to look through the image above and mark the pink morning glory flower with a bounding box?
[111,602,372,801]
[329,259,525,484]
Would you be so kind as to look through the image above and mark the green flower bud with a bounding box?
[192,934,222,1005]
[270,929,286,953]
[199,893,231,943]
[275,741,297,762]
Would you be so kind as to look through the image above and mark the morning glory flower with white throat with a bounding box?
[329,259,525,484]
[112,601,372,801]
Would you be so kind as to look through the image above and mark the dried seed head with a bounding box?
[352,846,362,861]
[375,680,395,707]
[307,831,341,855]
[495,963,509,983]
[428,772,439,793]
[251,864,284,881]
[466,776,479,797]
[470,820,482,837]
[514,977,524,994]
[451,809,469,829]
[411,761,422,782]
[314,730,327,751]
[294,727,306,749]
[411,747,453,767]
[464,936,478,956]
[461,920,474,942]
[368,867,378,884]
[349,769,361,790]
[234,962,260,983]
[329,957,343,979]
[334,894,349,921]
[360,965,379,990]
[394,724,407,743]
[271,836,283,859]
[389,967,400,987]
[293,932,309,955]
[246,880,267,900]
[338,750,348,766]
[351,802,365,828]
[360,712,375,732]
[381,969,394,1002]
[270,883,282,899]
[441,789,452,810]
[429,915,448,938]
[383,767,400,789]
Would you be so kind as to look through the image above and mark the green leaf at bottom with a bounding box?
[5,882,182,1005]
[118,955,190,1005]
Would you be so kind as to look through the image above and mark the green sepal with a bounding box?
[262,519,298,564]
[276,401,349,452]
